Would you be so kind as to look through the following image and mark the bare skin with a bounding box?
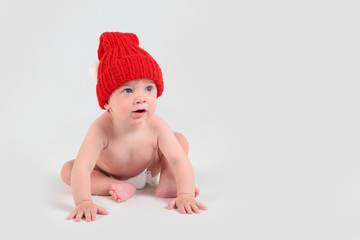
[61,79,207,222]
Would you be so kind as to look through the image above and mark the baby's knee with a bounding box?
[174,132,189,153]
[60,160,75,185]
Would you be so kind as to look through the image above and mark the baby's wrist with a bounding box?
[75,199,93,206]
[177,193,195,198]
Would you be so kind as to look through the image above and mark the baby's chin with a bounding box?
[129,111,154,123]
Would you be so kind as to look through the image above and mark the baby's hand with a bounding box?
[168,194,208,214]
[67,201,108,222]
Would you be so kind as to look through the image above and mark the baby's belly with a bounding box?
[96,153,159,180]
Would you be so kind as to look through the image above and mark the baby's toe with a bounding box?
[109,191,117,200]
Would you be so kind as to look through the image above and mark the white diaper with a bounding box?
[124,170,159,189]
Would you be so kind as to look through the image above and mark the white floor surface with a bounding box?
[1,1,360,239]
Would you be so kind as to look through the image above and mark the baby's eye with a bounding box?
[145,86,153,92]
[123,88,133,94]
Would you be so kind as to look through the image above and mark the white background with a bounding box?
[0,0,359,239]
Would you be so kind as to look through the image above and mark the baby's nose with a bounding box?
[134,95,147,104]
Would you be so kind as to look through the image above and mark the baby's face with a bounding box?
[105,79,158,124]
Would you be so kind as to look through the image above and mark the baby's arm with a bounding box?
[157,119,207,214]
[67,121,108,222]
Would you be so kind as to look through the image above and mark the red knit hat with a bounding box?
[96,32,164,109]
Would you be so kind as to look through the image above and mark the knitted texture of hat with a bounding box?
[96,32,163,109]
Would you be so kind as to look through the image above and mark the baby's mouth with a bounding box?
[133,109,146,113]
[132,109,147,117]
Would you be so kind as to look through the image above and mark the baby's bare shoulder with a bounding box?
[148,114,173,134]
[85,112,111,145]
[91,112,111,131]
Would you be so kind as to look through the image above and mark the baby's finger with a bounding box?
[90,209,96,221]
[84,211,92,222]
[67,210,77,220]
[168,199,176,210]
[196,201,208,210]
[90,209,97,221]
[97,206,108,215]
[184,204,193,214]
[75,211,84,222]
[178,204,186,214]
[191,203,200,214]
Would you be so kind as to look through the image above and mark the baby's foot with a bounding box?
[109,182,136,203]
[156,184,200,198]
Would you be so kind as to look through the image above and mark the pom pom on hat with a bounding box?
[96,32,164,109]
[89,61,99,81]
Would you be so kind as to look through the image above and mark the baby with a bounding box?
[61,32,207,222]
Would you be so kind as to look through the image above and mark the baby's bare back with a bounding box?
[95,112,160,179]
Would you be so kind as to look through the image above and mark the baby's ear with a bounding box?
[104,101,110,110]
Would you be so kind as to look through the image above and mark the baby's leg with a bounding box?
[155,132,199,198]
[61,160,136,202]
[90,168,136,203]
